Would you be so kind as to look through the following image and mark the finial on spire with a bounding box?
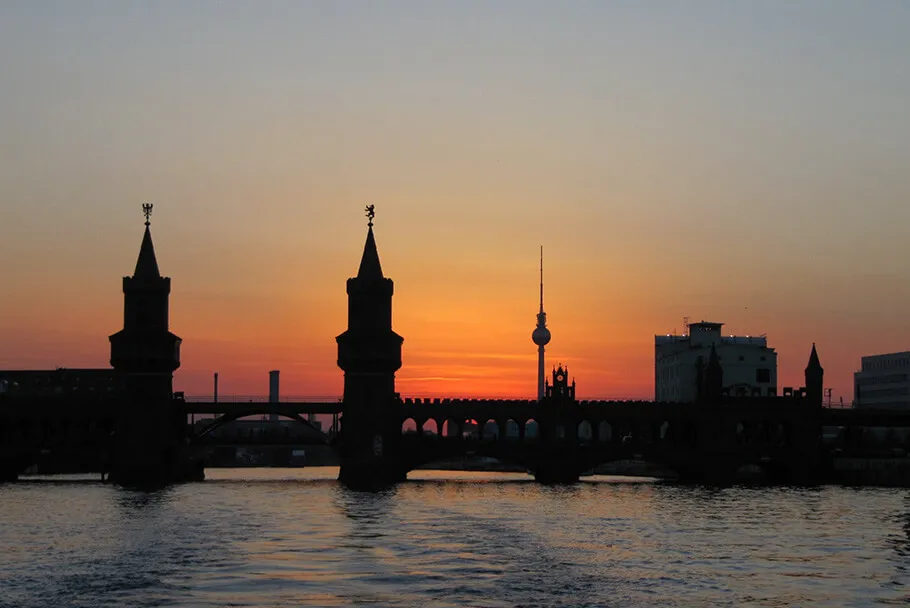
[142,203,153,227]
[365,204,375,227]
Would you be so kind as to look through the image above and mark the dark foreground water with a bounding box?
[2,469,910,607]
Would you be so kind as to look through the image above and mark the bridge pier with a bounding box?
[108,448,204,486]
[107,404,204,486]
[338,426,407,490]
[532,449,581,484]
[339,457,407,490]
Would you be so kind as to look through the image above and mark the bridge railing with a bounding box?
[182,395,342,403]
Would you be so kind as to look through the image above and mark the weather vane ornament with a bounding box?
[142,203,153,226]
[365,204,375,227]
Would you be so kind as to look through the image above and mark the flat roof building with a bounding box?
[854,351,910,410]
[655,321,778,403]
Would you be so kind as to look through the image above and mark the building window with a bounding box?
[756,369,771,383]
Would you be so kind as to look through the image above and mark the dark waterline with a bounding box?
[2,468,909,607]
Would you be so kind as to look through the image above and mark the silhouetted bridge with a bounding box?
[7,389,910,483]
[1,209,901,487]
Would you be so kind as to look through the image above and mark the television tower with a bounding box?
[531,246,551,400]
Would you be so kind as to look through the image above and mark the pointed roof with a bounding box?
[806,343,823,371]
[133,224,161,279]
[357,225,384,280]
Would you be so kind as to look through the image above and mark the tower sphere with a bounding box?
[532,326,551,346]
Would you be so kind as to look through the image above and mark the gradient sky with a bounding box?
[2,1,909,402]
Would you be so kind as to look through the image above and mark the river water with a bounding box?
[2,468,909,607]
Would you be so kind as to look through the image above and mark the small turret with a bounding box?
[545,364,575,400]
[805,343,824,406]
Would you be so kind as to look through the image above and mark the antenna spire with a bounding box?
[539,246,544,314]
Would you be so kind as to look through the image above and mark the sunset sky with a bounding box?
[1,2,909,402]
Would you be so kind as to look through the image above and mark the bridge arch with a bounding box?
[505,419,520,442]
[192,409,326,443]
[401,418,418,435]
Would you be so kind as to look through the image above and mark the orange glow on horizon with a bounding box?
[1,208,904,409]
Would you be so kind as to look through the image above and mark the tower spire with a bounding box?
[805,343,824,406]
[357,205,383,279]
[134,203,161,279]
[531,245,551,400]
[806,343,822,371]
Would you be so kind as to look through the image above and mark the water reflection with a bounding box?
[114,485,175,511]
[3,470,910,607]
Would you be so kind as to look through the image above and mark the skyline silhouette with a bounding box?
[1,3,909,401]
[0,204,846,405]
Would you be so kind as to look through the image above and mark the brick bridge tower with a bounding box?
[108,205,194,484]
[336,207,404,487]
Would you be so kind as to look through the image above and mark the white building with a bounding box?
[854,351,910,409]
[655,321,778,402]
